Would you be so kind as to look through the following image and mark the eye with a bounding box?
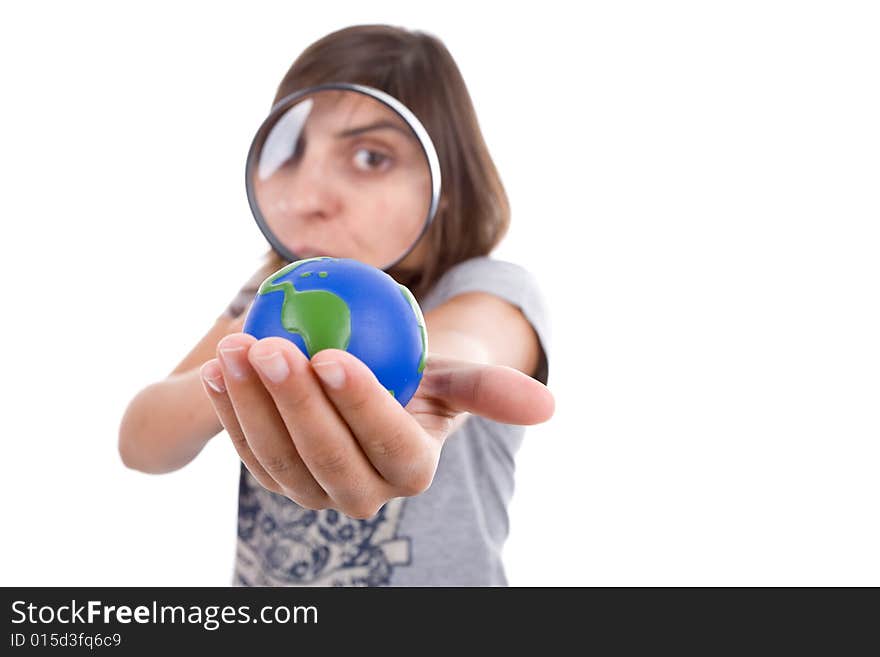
[352,147,392,172]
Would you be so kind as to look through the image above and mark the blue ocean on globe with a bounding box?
[243,256,428,407]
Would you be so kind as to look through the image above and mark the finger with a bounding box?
[199,358,286,497]
[248,339,393,519]
[216,334,329,510]
[418,355,556,425]
[310,349,439,497]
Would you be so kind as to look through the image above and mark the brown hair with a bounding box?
[257,24,510,301]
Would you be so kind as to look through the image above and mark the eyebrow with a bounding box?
[334,120,414,140]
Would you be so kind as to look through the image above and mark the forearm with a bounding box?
[425,326,491,365]
[118,369,223,474]
[422,292,541,378]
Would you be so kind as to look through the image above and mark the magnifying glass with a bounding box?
[245,83,441,270]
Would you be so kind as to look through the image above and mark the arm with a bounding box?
[120,288,544,476]
[424,290,540,372]
[117,311,246,474]
[422,290,544,434]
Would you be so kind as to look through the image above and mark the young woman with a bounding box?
[119,24,554,586]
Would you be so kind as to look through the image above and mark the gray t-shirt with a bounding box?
[224,255,551,586]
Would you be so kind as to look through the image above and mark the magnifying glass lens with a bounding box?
[247,88,437,270]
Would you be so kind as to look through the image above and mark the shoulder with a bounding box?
[423,256,547,312]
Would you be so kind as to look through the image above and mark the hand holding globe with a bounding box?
[199,257,553,518]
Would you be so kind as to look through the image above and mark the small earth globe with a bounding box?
[243,256,428,407]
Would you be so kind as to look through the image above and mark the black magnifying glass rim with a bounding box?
[244,82,442,272]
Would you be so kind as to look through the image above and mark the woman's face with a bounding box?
[252,90,432,269]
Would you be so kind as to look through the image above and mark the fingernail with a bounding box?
[252,350,290,384]
[219,344,248,380]
[313,360,345,389]
[201,361,226,393]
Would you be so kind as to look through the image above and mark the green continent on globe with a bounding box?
[257,257,351,357]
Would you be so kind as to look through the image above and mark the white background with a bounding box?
[1,1,878,586]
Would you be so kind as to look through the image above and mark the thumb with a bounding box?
[419,355,555,425]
